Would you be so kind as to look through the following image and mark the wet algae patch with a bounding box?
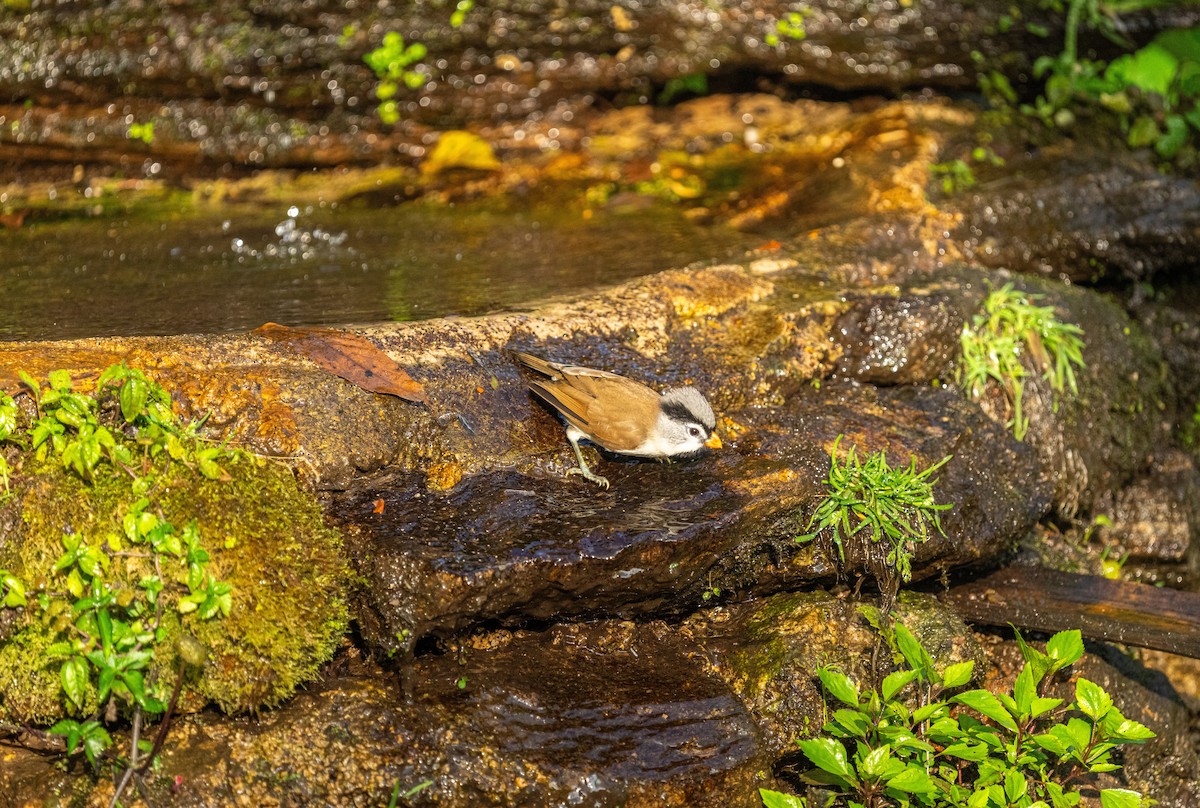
[0,453,352,720]
[0,622,771,807]
[336,380,1050,658]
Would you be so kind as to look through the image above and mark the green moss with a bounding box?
[0,453,351,720]
[0,622,74,723]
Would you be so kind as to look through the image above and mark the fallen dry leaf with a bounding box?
[253,323,426,403]
[372,498,386,514]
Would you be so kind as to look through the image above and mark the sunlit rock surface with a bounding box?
[0,0,1140,175]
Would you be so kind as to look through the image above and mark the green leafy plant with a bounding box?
[659,72,709,105]
[766,9,812,46]
[930,148,1005,195]
[127,121,155,145]
[1008,1,1200,163]
[762,625,1156,808]
[799,435,952,587]
[0,365,237,801]
[449,0,474,29]
[957,283,1086,441]
[364,32,429,125]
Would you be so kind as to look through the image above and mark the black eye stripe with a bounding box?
[661,400,713,432]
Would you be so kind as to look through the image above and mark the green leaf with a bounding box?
[1013,663,1036,716]
[952,689,1020,732]
[1128,115,1162,149]
[80,723,112,767]
[61,657,89,710]
[18,370,41,403]
[818,667,860,706]
[1108,716,1155,742]
[858,744,893,779]
[942,741,989,761]
[1106,43,1178,97]
[886,765,935,794]
[1157,114,1189,159]
[881,669,918,701]
[48,369,73,391]
[1030,696,1064,719]
[894,624,935,681]
[967,788,991,808]
[1044,629,1083,670]
[1004,767,1028,802]
[798,736,855,781]
[1031,731,1069,756]
[1064,717,1094,755]
[1099,789,1146,808]
[941,660,974,689]
[1,572,26,607]
[832,707,871,738]
[118,376,148,422]
[1075,677,1113,721]
[759,788,807,808]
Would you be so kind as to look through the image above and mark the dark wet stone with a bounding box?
[834,289,971,385]
[0,623,770,807]
[952,151,1200,284]
[681,590,983,756]
[1126,279,1200,431]
[1094,450,1200,573]
[337,381,1049,656]
[972,276,1174,518]
[831,271,1176,520]
[6,1,1196,175]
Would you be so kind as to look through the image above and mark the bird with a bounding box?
[514,352,722,489]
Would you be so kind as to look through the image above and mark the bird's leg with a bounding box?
[566,433,610,489]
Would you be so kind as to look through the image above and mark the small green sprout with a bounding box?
[799,435,952,584]
[449,0,474,29]
[958,283,1086,441]
[765,10,811,46]
[364,31,428,125]
[127,121,155,145]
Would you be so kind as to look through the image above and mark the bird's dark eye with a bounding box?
[688,427,700,437]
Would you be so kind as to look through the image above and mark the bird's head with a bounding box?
[655,387,721,457]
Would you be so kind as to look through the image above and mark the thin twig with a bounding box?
[110,706,143,808]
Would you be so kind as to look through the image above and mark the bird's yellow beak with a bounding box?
[705,433,723,449]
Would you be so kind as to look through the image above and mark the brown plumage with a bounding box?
[515,351,720,489]
[515,352,659,453]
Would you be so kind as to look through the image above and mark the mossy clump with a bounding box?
[0,367,352,725]
[0,452,350,719]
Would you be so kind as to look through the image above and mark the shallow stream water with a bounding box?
[0,196,760,341]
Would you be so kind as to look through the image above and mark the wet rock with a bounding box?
[952,150,1200,284]
[833,287,972,385]
[336,380,1048,656]
[0,623,771,807]
[978,277,1173,518]
[832,271,1175,519]
[1093,449,1200,577]
[0,454,352,722]
[1126,279,1200,434]
[681,590,983,755]
[5,1,1197,178]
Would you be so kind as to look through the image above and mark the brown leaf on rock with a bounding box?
[253,322,426,403]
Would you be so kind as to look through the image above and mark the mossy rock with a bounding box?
[0,453,351,722]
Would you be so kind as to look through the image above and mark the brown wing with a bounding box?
[516,352,659,452]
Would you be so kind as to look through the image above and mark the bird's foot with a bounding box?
[566,466,610,489]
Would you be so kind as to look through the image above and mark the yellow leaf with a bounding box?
[421,130,500,174]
